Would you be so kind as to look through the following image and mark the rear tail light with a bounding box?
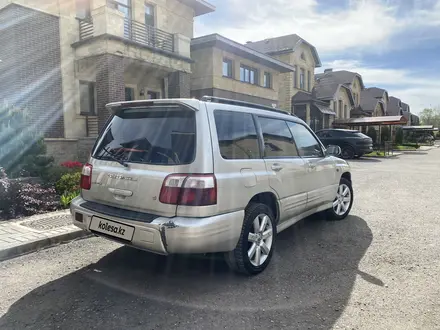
[159,174,217,206]
[80,163,93,190]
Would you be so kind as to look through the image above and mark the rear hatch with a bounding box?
[82,101,207,218]
[352,132,373,147]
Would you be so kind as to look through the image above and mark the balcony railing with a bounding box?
[79,18,94,40]
[78,17,175,54]
[124,18,174,53]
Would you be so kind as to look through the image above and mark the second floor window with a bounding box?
[76,0,91,19]
[307,71,311,91]
[240,65,258,85]
[300,68,305,90]
[107,0,131,18]
[263,72,271,88]
[145,3,155,26]
[223,59,233,78]
[79,81,95,115]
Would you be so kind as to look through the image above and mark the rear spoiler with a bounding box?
[106,99,200,115]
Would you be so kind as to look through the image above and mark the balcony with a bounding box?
[75,6,190,59]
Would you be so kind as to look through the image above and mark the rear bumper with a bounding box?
[70,197,244,255]
[356,145,373,155]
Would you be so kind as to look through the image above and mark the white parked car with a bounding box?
[71,97,353,275]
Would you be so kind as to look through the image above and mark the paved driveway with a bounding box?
[1,149,439,329]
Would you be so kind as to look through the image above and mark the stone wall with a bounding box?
[45,138,97,164]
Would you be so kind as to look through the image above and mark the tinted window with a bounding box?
[287,122,323,157]
[214,111,260,160]
[259,117,298,157]
[93,107,196,165]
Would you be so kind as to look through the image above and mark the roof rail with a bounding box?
[201,96,297,117]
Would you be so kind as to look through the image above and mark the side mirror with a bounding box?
[325,145,341,157]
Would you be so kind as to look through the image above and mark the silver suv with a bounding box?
[71,97,353,275]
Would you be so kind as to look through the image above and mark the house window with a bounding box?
[333,101,337,112]
[79,81,95,114]
[125,87,135,101]
[76,0,91,19]
[146,91,159,99]
[107,0,131,18]
[263,72,271,88]
[307,71,311,91]
[344,104,348,118]
[240,65,258,85]
[144,3,155,26]
[299,68,305,90]
[338,100,343,118]
[294,65,298,88]
[300,52,306,61]
[223,58,233,78]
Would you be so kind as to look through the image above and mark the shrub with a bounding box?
[395,127,404,145]
[367,127,377,144]
[0,169,59,220]
[61,161,83,169]
[381,126,391,142]
[60,192,79,209]
[55,172,81,196]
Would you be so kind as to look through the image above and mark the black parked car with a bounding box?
[316,129,373,159]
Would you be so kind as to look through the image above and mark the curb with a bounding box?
[0,229,92,262]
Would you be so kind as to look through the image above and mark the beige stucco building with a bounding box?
[0,0,214,161]
[190,34,295,107]
[245,34,322,113]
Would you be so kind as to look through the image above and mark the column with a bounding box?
[96,54,125,130]
[306,103,311,125]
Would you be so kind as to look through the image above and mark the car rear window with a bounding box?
[93,107,196,165]
[350,132,370,139]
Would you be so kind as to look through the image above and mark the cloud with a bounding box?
[318,60,440,113]
[195,0,440,54]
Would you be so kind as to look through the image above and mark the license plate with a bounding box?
[89,217,135,241]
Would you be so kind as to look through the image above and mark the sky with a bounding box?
[194,0,440,115]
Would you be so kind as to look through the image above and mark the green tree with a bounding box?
[419,107,440,127]
[367,127,377,144]
[395,127,404,145]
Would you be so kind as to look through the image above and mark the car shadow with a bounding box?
[402,151,428,155]
[0,215,374,330]
[349,157,382,163]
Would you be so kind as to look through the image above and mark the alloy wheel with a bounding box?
[247,214,273,267]
[333,183,352,216]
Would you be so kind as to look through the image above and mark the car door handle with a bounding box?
[307,163,317,170]
[271,164,283,172]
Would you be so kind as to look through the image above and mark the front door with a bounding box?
[258,117,308,222]
[287,121,337,210]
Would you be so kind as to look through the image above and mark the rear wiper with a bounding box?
[101,147,129,167]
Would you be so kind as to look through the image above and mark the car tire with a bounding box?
[326,177,353,221]
[225,203,276,275]
[341,145,355,159]
[354,153,364,159]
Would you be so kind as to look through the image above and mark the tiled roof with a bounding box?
[363,87,387,99]
[245,34,322,67]
[315,70,364,89]
[388,96,402,116]
[314,78,355,105]
[360,90,381,112]
[401,102,410,112]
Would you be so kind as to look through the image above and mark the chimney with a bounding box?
[324,68,333,73]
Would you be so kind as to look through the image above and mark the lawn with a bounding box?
[364,151,387,157]
[394,145,418,151]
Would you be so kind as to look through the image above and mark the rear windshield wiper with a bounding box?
[100,147,129,167]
